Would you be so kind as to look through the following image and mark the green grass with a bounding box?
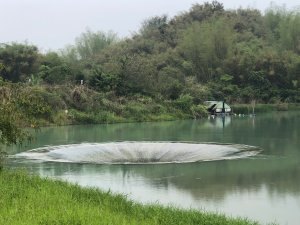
[0,170,260,225]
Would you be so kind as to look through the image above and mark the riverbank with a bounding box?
[0,83,207,127]
[2,82,300,128]
[0,169,260,225]
[231,103,300,114]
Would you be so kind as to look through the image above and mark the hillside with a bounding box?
[0,1,300,125]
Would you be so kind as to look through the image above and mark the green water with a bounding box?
[8,112,300,225]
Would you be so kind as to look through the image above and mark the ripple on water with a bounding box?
[13,142,261,164]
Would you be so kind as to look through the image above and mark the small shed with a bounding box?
[204,101,232,115]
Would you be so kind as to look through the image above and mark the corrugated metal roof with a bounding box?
[204,101,231,109]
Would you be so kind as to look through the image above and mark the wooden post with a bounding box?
[222,100,225,113]
[251,100,256,115]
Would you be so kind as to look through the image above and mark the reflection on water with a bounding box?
[206,115,232,129]
[7,112,300,225]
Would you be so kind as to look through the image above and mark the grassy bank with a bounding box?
[0,170,260,225]
[2,82,300,128]
[0,83,207,127]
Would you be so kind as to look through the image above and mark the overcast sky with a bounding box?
[0,0,299,51]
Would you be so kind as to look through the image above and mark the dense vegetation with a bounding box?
[1,2,294,223]
[0,80,207,126]
[1,1,300,126]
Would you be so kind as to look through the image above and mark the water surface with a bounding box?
[8,112,300,225]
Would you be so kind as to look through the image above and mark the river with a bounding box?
[7,112,300,225]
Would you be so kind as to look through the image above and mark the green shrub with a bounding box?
[124,102,150,118]
[101,98,124,115]
[69,110,96,124]
[191,105,207,119]
[173,94,194,112]
[17,88,52,118]
[39,90,66,111]
[276,103,288,111]
[94,111,125,123]
[51,110,70,125]
[147,104,166,114]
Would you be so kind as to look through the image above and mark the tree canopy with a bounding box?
[0,1,300,103]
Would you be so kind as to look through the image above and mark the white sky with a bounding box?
[0,0,299,51]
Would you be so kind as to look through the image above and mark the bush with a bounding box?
[124,102,150,118]
[40,90,66,111]
[101,98,124,115]
[17,87,52,119]
[88,69,119,92]
[173,94,194,112]
[69,110,96,124]
[191,105,207,119]
[94,111,124,123]
[276,103,288,111]
[51,110,70,125]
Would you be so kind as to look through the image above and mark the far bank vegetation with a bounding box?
[1,1,300,125]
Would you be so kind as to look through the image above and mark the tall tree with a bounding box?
[75,29,118,60]
[0,43,39,82]
[180,18,234,82]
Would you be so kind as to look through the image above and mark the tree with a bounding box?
[88,67,119,92]
[264,6,283,41]
[265,5,300,53]
[157,66,185,99]
[140,15,169,42]
[0,43,39,82]
[0,81,29,169]
[180,18,234,82]
[278,12,300,53]
[75,29,118,60]
[117,54,157,95]
[235,9,265,38]
[37,52,70,84]
[187,1,224,22]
